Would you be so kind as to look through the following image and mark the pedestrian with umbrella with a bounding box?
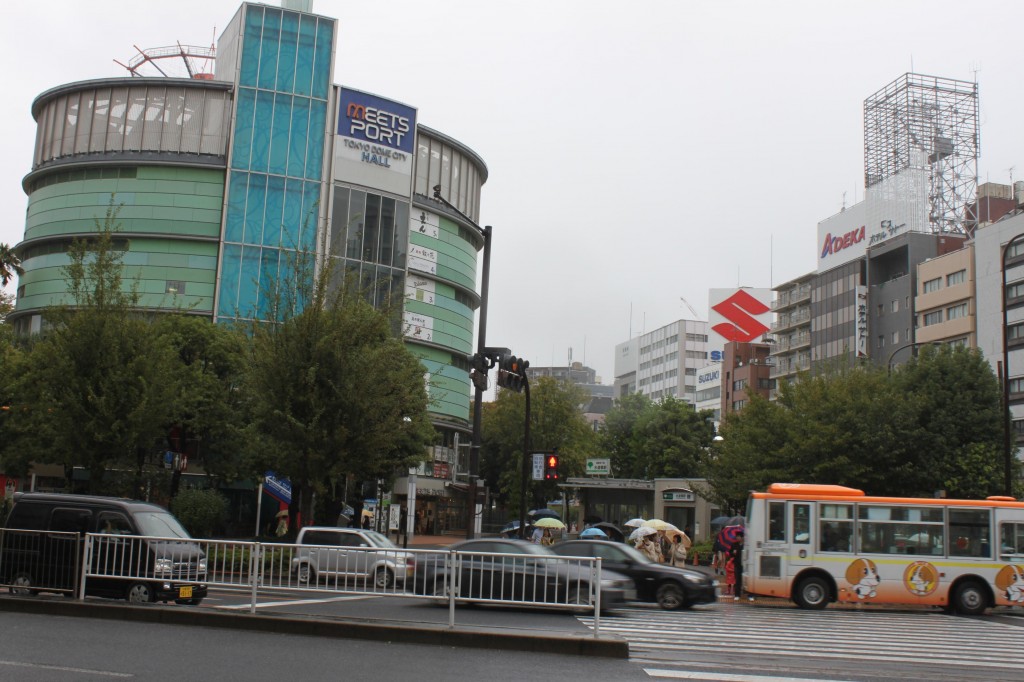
[727,529,751,601]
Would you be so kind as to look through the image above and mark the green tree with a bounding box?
[598,392,653,478]
[599,393,714,479]
[243,252,435,534]
[154,314,250,497]
[7,201,180,494]
[632,397,715,479]
[0,243,24,287]
[479,376,597,514]
[889,345,1007,498]
[707,346,1010,505]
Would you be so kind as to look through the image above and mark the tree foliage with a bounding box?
[705,346,1016,511]
[243,252,435,534]
[6,202,181,494]
[599,394,715,479]
[479,376,597,514]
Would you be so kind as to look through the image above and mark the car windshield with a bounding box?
[616,543,654,564]
[134,512,191,538]
[361,530,398,549]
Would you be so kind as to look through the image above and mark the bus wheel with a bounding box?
[793,576,830,609]
[952,581,988,616]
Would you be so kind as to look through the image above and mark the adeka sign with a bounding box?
[820,225,866,260]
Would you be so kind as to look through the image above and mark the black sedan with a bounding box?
[411,538,635,611]
[551,539,716,610]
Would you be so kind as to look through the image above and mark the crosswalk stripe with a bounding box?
[644,670,857,681]
[580,604,1024,675]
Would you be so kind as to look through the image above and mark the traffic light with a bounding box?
[544,454,559,480]
[495,354,529,392]
[470,353,488,391]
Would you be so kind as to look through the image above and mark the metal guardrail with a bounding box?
[69,535,609,635]
[0,528,81,596]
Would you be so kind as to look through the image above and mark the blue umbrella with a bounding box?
[579,527,608,539]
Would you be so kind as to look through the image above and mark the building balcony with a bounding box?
[771,285,811,311]
[775,332,811,352]
[771,309,811,333]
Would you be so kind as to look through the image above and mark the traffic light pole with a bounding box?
[430,185,493,540]
[466,224,492,540]
[518,376,532,540]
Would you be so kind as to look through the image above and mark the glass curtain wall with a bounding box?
[217,5,334,321]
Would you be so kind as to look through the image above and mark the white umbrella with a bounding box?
[628,526,657,542]
[643,519,679,532]
[623,518,647,528]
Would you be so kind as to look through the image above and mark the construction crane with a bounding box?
[679,296,700,319]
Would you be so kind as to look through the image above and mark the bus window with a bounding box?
[819,503,853,552]
[768,502,786,541]
[794,504,810,544]
[858,505,944,555]
[948,509,990,558]
[1001,522,1024,558]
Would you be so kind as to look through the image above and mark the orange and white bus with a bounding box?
[744,483,1024,615]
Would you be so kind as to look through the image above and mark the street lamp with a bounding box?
[886,340,941,374]
[1001,233,1024,497]
[432,185,492,539]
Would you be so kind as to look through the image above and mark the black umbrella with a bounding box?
[528,509,561,520]
[592,522,625,542]
[711,515,744,528]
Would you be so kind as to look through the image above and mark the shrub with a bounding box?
[171,488,227,538]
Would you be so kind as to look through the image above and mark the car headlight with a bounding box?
[154,558,173,575]
[601,578,631,588]
[197,560,207,573]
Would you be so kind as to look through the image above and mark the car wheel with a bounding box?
[9,572,37,596]
[374,567,395,589]
[656,582,686,610]
[952,580,988,616]
[793,576,830,610]
[296,563,315,585]
[126,582,154,604]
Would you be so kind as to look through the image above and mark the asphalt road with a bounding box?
[0,611,645,681]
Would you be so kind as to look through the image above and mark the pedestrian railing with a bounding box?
[0,528,80,596]
[4,534,608,635]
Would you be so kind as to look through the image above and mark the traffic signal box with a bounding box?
[544,454,559,480]
[496,354,529,392]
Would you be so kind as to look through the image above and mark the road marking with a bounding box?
[215,594,381,610]
[645,671,855,681]
[0,659,132,678]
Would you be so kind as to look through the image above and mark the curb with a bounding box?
[0,597,630,658]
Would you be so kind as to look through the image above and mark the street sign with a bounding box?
[585,458,611,476]
[532,453,544,481]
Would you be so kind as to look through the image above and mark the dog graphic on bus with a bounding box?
[995,564,1024,604]
[845,558,880,599]
[903,561,939,597]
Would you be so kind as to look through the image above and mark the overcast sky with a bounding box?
[2,1,1022,386]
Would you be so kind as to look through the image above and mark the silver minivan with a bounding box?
[291,527,414,589]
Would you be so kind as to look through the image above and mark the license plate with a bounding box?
[178,586,193,599]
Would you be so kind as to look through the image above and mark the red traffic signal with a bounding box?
[544,454,559,480]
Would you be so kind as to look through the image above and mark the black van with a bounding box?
[1,493,208,605]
